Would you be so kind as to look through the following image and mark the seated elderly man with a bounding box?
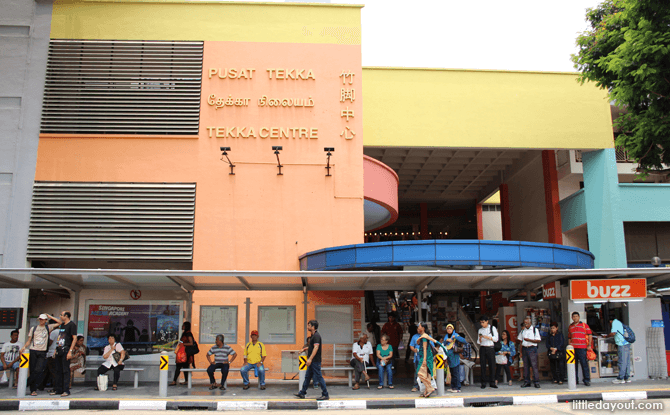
[349,334,372,390]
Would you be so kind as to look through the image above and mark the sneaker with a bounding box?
[316,395,329,401]
[521,383,531,388]
[449,389,458,393]
[584,381,591,386]
[294,393,305,399]
[462,381,469,386]
[612,379,625,384]
[534,383,541,389]
[626,379,632,383]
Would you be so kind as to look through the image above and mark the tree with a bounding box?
[572,0,670,174]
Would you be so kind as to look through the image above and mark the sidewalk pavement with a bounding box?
[1,377,669,411]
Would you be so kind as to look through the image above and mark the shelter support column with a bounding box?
[581,149,627,268]
[542,150,563,244]
[476,203,484,240]
[499,184,511,240]
[420,203,428,240]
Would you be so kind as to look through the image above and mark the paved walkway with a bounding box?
[1,377,668,411]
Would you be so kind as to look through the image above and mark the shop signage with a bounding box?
[570,278,647,301]
[542,281,561,299]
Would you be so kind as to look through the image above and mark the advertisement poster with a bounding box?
[87,303,180,355]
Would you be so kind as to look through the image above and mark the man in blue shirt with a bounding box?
[608,316,631,384]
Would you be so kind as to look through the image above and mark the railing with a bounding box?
[575,148,634,163]
[457,306,480,356]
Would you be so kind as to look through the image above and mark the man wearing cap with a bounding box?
[20,314,59,396]
[241,330,267,390]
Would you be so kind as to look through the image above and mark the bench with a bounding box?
[320,364,378,388]
[181,368,269,389]
[83,367,144,388]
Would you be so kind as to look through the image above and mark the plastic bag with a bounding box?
[0,372,7,384]
[586,349,596,361]
[97,375,108,391]
[176,344,188,364]
[398,340,405,350]
[495,354,507,365]
[417,376,437,393]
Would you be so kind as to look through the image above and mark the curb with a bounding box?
[3,390,670,411]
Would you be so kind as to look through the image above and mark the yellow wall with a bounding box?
[51,0,362,44]
[362,68,614,150]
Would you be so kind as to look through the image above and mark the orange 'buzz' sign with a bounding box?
[570,279,646,301]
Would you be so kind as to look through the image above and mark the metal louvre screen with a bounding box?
[28,182,196,261]
[41,40,203,135]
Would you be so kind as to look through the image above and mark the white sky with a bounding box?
[234,0,604,72]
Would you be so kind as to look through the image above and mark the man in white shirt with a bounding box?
[476,315,498,389]
[349,334,372,390]
[518,316,542,388]
[1,330,23,386]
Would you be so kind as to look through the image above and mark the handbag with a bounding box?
[548,351,561,360]
[495,354,508,365]
[490,327,502,352]
[97,374,108,391]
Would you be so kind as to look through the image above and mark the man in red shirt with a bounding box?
[568,311,592,386]
[381,314,403,371]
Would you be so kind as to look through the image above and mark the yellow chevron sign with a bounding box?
[299,356,307,371]
[160,355,169,371]
[20,353,29,369]
[566,349,575,365]
[434,354,445,369]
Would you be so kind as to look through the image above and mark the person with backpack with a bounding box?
[241,330,266,390]
[608,315,633,384]
[518,316,542,388]
[477,315,498,389]
[20,314,59,396]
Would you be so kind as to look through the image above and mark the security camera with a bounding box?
[324,147,335,152]
[220,147,231,151]
[272,146,283,151]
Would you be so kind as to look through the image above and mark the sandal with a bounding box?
[169,381,177,386]
[31,392,37,396]
[389,385,394,389]
[377,385,383,389]
[112,385,117,391]
[352,384,359,390]
[424,390,434,398]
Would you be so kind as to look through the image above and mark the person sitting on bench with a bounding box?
[206,334,237,390]
[96,335,125,391]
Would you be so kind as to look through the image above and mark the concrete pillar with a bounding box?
[476,203,484,240]
[499,184,511,241]
[542,150,563,244]
[581,149,627,268]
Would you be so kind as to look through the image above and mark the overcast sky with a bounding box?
[240,0,605,72]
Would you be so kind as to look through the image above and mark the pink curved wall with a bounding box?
[363,155,399,230]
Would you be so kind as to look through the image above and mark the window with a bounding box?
[258,306,296,344]
[85,300,182,356]
[315,305,353,344]
[199,306,237,344]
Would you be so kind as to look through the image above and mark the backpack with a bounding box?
[618,324,636,344]
[29,325,52,349]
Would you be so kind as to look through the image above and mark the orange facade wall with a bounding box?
[35,41,364,271]
[188,290,363,380]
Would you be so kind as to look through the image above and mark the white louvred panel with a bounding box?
[28,182,195,261]
[41,40,203,135]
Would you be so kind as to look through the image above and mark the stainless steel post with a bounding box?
[16,353,28,397]
[436,367,445,396]
[566,345,577,390]
[159,352,168,398]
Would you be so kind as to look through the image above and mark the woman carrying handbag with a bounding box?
[170,321,196,386]
[495,330,516,386]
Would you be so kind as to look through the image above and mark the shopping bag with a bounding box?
[97,375,108,391]
[495,354,508,365]
[0,372,7,384]
[398,340,405,350]
[176,344,188,364]
[586,349,596,361]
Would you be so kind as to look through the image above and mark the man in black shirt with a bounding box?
[295,320,329,400]
[46,311,77,397]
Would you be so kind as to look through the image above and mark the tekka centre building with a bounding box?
[1,0,669,384]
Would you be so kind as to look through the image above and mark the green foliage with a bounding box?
[572,0,670,173]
